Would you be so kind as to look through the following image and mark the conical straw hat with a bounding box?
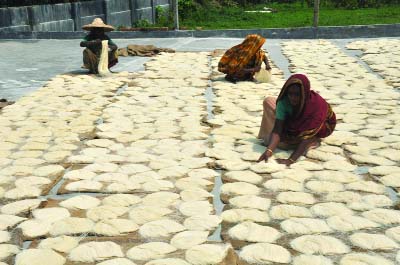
[82,18,115,32]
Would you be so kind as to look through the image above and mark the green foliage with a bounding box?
[177,0,399,9]
[155,5,173,27]
[179,2,400,29]
[133,19,151,28]
[330,0,397,8]
[178,0,198,19]
[302,0,398,9]
[332,0,364,9]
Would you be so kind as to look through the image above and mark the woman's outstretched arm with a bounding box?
[263,55,271,70]
[258,119,284,162]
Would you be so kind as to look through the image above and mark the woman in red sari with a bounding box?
[258,74,336,165]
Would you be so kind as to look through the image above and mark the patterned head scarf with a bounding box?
[218,34,266,76]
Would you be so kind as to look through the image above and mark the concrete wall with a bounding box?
[134,0,154,24]
[0,0,171,32]
[1,23,400,39]
[30,4,74,31]
[79,0,105,27]
[106,0,132,27]
[0,7,30,32]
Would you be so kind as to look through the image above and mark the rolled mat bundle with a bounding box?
[98,40,111,76]
[118,44,175,57]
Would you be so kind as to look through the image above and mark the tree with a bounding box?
[313,0,319,27]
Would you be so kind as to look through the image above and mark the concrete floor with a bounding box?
[0,38,292,100]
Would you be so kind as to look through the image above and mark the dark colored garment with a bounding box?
[83,34,117,55]
[82,48,118,74]
[275,97,293,121]
[82,34,118,73]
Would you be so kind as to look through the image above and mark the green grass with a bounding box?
[319,7,400,26]
[179,3,400,29]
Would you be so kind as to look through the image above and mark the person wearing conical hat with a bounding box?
[80,18,118,74]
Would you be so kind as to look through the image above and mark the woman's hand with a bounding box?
[257,149,273,163]
[276,158,295,166]
[109,44,118,51]
[87,40,101,48]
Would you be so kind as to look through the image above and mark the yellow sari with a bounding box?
[218,34,266,81]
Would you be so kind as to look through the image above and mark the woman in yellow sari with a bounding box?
[218,34,271,83]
